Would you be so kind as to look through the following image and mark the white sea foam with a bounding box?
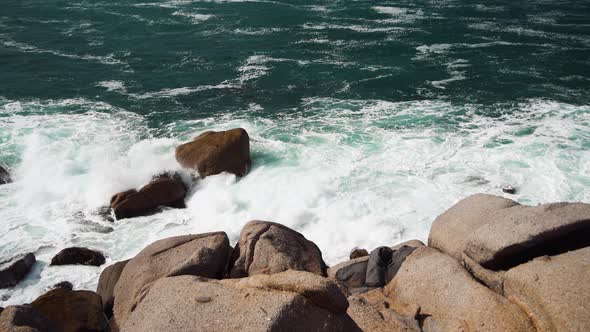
[0,97,589,306]
[96,80,127,93]
[172,11,213,23]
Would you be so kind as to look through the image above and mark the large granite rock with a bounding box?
[50,247,105,266]
[175,128,251,177]
[31,288,108,332]
[503,246,590,332]
[383,247,533,332]
[0,166,10,185]
[113,232,231,326]
[429,194,590,270]
[96,260,129,318]
[110,173,187,220]
[0,305,57,332]
[0,253,35,288]
[428,194,519,260]
[121,274,360,332]
[229,220,326,278]
[464,202,590,270]
[347,290,420,332]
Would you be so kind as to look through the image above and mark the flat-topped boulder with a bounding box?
[0,253,35,288]
[383,247,533,332]
[428,194,590,270]
[428,194,519,260]
[503,246,590,332]
[121,274,360,332]
[464,201,590,270]
[31,288,108,332]
[111,173,187,220]
[50,247,105,266]
[113,232,230,326]
[229,220,326,278]
[175,128,251,177]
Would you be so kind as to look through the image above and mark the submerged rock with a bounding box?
[502,186,517,194]
[110,173,186,220]
[349,248,369,259]
[121,273,360,332]
[0,305,57,332]
[31,288,108,332]
[229,220,327,278]
[0,253,36,288]
[50,247,105,266]
[52,281,73,291]
[175,128,251,177]
[113,232,230,326]
[0,166,10,185]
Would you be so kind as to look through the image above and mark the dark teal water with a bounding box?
[1,0,589,305]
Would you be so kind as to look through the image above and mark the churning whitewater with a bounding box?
[1,0,589,305]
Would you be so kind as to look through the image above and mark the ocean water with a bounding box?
[1,0,589,305]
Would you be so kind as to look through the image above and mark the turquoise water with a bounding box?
[1,0,589,304]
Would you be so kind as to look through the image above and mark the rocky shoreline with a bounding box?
[0,128,589,331]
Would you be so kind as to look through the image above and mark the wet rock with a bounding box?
[383,247,534,332]
[121,274,360,332]
[175,128,251,177]
[229,220,327,278]
[365,245,418,287]
[53,281,73,291]
[349,248,369,259]
[0,166,10,185]
[50,247,105,266]
[97,260,129,319]
[0,253,36,288]
[31,288,108,332]
[110,173,187,220]
[113,232,230,326]
[0,305,57,332]
[502,186,517,194]
[503,246,590,332]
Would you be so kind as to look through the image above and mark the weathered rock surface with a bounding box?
[235,270,348,314]
[383,247,534,332]
[110,173,187,219]
[0,305,57,332]
[347,289,420,332]
[113,232,230,326]
[464,201,590,270]
[31,288,108,332]
[0,166,10,185]
[0,253,35,288]
[175,128,251,177]
[97,260,129,318]
[229,220,326,278]
[50,247,105,266]
[428,194,519,260]
[121,274,360,332]
[503,247,590,332]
